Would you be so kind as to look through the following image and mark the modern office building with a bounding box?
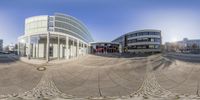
[18,13,93,61]
[90,42,119,54]
[112,29,162,53]
[0,39,3,52]
[165,38,200,53]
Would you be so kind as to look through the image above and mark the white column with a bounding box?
[18,42,20,56]
[37,42,39,58]
[77,40,79,57]
[27,36,31,59]
[72,39,75,58]
[65,36,69,59]
[57,35,60,60]
[46,32,50,62]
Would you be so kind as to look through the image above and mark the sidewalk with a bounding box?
[9,54,87,65]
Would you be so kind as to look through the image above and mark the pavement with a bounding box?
[0,53,200,100]
[0,54,43,95]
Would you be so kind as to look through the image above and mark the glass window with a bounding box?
[154,32,160,35]
[143,32,148,35]
[149,45,154,49]
[150,38,154,42]
[49,17,54,21]
[48,22,54,27]
[149,32,155,35]
[155,45,160,48]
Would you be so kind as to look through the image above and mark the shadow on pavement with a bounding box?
[164,54,200,63]
[152,57,174,71]
[0,54,20,63]
[92,53,158,58]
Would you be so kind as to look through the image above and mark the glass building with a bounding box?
[18,13,93,61]
[112,29,162,53]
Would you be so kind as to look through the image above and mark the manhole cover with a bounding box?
[37,67,46,71]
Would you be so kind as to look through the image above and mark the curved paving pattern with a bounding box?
[154,57,200,95]
[1,54,200,99]
[51,55,147,97]
[0,55,43,95]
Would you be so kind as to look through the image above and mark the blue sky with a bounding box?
[0,0,200,46]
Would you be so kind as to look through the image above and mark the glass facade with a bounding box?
[54,13,93,43]
[30,35,47,59]
[18,13,92,61]
[127,32,161,38]
[25,16,48,34]
[112,30,162,53]
[127,38,161,43]
[19,37,28,57]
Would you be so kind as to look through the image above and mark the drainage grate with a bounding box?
[37,66,47,71]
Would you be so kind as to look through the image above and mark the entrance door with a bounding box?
[49,46,53,57]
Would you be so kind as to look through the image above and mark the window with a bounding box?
[150,38,154,42]
[154,32,160,35]
[49,17,54,21]
[149,45,154,49]
[48,22,54,27]
[143,32,149,35]
[155,45,160,49]
[155,38,161,42]
[149,32,155,35]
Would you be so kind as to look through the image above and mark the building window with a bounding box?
[149,45,154,49]
[150,38,154,42]
[143,32,149,35]
[48,22,54,27]
[149,32,155,35]
[155,45,160,49]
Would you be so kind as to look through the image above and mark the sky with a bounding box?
[0,0,200,46]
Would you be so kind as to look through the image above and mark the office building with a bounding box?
[18,13,93,61]
[165,38,200,53]
[112,29,162,53]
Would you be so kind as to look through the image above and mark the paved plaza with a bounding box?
[0,54,200,99]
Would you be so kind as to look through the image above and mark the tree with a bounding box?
[192,43,197,49]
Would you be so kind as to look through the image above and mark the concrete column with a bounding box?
[18,42,20,56]
[57,35,60,60]
[86,45,88,54]
[27,36,31,59]
[65,36,69,59]
[46,32,50,62]
[72,39,75,58]
[37,42,39,58]
[77,40,79,57]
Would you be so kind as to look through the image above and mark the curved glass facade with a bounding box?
[18,13,93,61]
[25,16,48,34]
[54,13,93,43]
[24,13,93,43]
